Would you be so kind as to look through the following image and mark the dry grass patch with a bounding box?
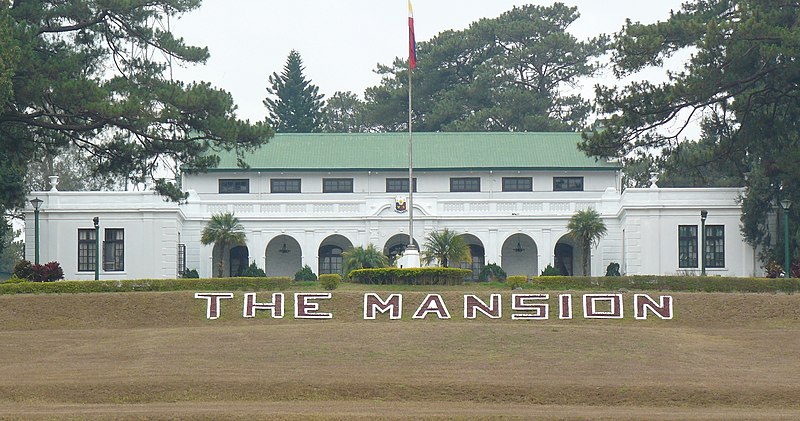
[0,289,799,418]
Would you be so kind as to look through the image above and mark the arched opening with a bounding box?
[555,236,585,276]
[265,235,302,277]
[501,233,538,277]
[458,234,485,281]
[318,235,353,276]
[229,245,249,277]
[383,234,420,266]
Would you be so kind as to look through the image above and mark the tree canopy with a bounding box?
[582,0,800,260]
[0,0,272,212]
[264,50,325,133]
[361,3,607,132]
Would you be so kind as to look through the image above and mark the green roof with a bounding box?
[208,132,619,172]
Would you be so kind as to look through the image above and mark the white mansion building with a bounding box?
[24,132,763,280]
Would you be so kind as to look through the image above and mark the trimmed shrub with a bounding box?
[241,262,267,278]
[0,276,294,295]
[13,260,34,280]
[182,269,200,279]
[605,262,621,277]
[479,263,507,282]
[3,274,28,284]
[33,261,64,282]
[319,273,342,290]
[349,267,471,285]
[506,275,527,289]
[540,264,561,276]
[295,265,317,282]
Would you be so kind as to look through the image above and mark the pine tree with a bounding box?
[264,50,325,133]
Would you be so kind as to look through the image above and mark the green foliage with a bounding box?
[349,267,471,286]
[342,244,389,278]
[294,265,317,282]
[567,209,608,276]
[0,1,272,211]
[264,50,325,133]
[3,274,28,284]
[182,268,200,279]
[0,227,23,274]
[422,229,471,268]
[605,262,621,277]
[582,0,800,262]
[540,264,562,276]
[319,273,342,290]
[200,212,246,278]
[363,3,607,132]
[12,259,33,280]
[0,277,293,295]
[241,262,266,278]
[323,91,368,133]
[478,263,506,282]
[505,275,528,289]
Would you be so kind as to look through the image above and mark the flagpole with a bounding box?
[405,0,420,267]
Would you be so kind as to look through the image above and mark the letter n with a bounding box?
[634,294,673,320]
[464,294,501,319]
[243,293,285,318]
[364,293,402,320]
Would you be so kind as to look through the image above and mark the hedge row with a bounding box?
[518,275,800,293]
[0,277,293,295]
[349,267,472,285]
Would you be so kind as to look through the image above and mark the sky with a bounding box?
[169,0,688,124]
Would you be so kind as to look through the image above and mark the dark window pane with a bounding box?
[678,225,698,268]
[271,178,301,193]
[103,228,124,272]
[219,179,250,194]
[502,177,532,192]
[705,225,725,268]
[386,178,417,193]
[77,229,96,272]
[553,177,584,191]
[450,177,480,192]
[323,178,353,193]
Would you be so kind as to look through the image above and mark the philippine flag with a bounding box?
[408,0,417,69]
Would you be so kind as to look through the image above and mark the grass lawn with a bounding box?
[0,285,798,419]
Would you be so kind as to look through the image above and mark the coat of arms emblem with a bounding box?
[394,196,407,213]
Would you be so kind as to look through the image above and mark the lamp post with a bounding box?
[700,210,708,276]
[781,199,792,278]
[93,217,100,281]
[30,197,43,265]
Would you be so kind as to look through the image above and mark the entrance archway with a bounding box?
[383,234,420,266]
[458,234,485,281]
[229,245,249,277]
[318,235,353,276]
[501,233,538,277]
[554,236,585,276]
[265,235,302,277]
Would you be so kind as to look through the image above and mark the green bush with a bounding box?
[294,265,317,282]
[605,262,621,277]
[349,267,471,285]
[13,260,34,280]
[182,269,200,278]
[506,275,528,289]
[319,273,342,290]
[0,276,293,295]
[3,274,28,284]
[540,264,561,276]
[478,263,507,282]
[241,262,267,277]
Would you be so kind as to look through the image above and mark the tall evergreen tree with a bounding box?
[264,50,325,133]
[363,3,607,132]
[0,0,272,212]
[581,0,800,261]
